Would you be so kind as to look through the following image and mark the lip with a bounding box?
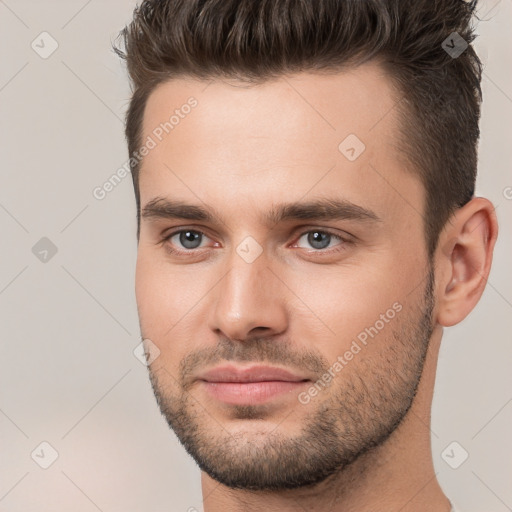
[197,365,310,405]
[198,365,309,383]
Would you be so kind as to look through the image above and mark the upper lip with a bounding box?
[198,365,310,383]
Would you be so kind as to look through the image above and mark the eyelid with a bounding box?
[293,226,353,241]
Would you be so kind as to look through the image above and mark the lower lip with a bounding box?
[201,380,308,405]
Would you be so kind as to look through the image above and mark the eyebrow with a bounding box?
[141,196,382,226]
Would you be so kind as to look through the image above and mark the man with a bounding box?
[114,0,498,510]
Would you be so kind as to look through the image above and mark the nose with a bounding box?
[208,246,288,342]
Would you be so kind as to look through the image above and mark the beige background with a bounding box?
[0,1,511,511]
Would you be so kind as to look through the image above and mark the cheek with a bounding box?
[135,255,163,324]
[135,253,180,340]
[290,265,407,357]
[135,253,212,344]
[297,264,399,312]
[135,257,187,371]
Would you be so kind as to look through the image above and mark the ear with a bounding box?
[435,197,499,327]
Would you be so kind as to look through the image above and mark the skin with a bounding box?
[134,62,498,512]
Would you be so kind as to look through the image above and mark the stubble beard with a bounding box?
[145,270,435,491]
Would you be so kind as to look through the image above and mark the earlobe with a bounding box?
[435,198,498,327]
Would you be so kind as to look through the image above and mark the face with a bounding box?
[135,62,436,490]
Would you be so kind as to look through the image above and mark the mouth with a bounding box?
[197,365,311,405]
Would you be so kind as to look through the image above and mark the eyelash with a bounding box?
[160,228,352,257]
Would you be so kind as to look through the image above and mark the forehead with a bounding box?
[142,63,399,157]
[139,62,423,229]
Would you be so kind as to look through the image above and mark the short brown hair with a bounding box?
[113,0,483,256]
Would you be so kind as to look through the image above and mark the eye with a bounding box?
[164,229,211,252]
[160,227,351,259]
[295,229,346,251]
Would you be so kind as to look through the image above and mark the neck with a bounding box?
[201,325,451,512]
